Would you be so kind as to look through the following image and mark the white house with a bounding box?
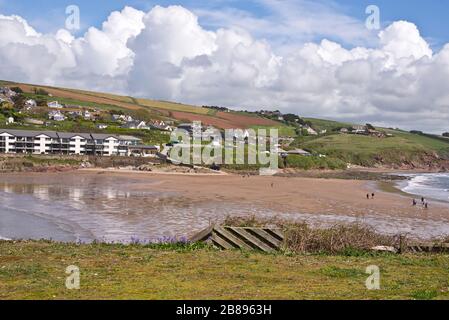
[83,111,92,120]
[49,110,66,121]
[25,99,37,107]
[306,127,318,136]
[112,114,134,122]
[47,101,63,109]
[122,120,149,130]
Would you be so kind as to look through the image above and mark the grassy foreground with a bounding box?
[1,241,449,300]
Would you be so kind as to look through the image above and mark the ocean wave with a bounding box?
[400,173,449,202]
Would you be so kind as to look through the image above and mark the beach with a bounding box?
[1,170,449,241]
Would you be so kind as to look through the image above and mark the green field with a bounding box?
[1,241,449,300]
[250,125,297,137]
[303,118,354,132]
[301,130,449,166]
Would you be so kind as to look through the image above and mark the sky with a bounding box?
[0,0,449,133]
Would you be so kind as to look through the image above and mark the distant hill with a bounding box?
[0,80,280,130]
[2,79,449,169]
[301,129,449,169]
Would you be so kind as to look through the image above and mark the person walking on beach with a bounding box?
[412,199,417,206]
[371,193,375,199]
[424,202,429,210]
[421,197,425,204]
[367,194,370,200]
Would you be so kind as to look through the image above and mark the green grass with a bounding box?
[301,130,449,166]
[280,154,347,170]
[250,125,297,137]
[1,241,449,300]
[303,118,354,133]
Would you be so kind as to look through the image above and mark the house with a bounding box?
[122,120,149,130]
[340,128,349,134]
[305,126,318,136]
[83,111,92,120]
[47,101,64,109]
[6,117,14,124]
[150,120,174,132]
[49,110,66,121]
[128,145,160,157]
[177,123,194,134]
[68,111,83,118]
[0,87,17,98]
[112,114,134,122]
[25,99,37,107]
[367,129,386,138]
[352,125,367,134]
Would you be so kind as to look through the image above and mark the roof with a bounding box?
[0,129,59,138]
[90,133,119,140]
[57,132,92,139]
[129,144,159,150]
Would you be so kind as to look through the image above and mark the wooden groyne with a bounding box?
[190,226,449,254]
[190,226,284,253]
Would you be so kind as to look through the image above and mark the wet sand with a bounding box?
[1,171,449,240]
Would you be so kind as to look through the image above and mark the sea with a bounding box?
[398,173,449,203]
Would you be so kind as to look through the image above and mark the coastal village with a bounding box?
[0,85,333,162]
[2,83,449,173]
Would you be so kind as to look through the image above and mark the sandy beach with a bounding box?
[125,171,448,215]
[1,170,449,240]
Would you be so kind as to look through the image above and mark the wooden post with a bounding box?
[398,234,404,254]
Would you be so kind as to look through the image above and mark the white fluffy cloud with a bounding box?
[1,5,449,132]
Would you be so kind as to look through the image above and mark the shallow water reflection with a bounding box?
[0,174,280,242]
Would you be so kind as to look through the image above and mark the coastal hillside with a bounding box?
[300,129,449,169]
[0,80,280,129]
[2,79,449,169]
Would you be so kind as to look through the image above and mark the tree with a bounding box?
[10,87,23,94]
[366,123,376,130]
[443,132,449,137]
[12,94,26,109]
[33,87,49,96]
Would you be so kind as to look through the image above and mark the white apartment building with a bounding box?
[0,129,154,157]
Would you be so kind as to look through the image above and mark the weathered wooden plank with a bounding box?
[189,225,214,242]
[246,228,283,250]
[214,227,254,250]
[211,233,235,250]
[264,228,284,241]
[226,227,275,253]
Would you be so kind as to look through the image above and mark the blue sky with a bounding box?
[1,0,448,48]
[2,1,449,132]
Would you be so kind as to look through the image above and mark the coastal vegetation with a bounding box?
[300,130,449,168]
[1,240,449,300]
